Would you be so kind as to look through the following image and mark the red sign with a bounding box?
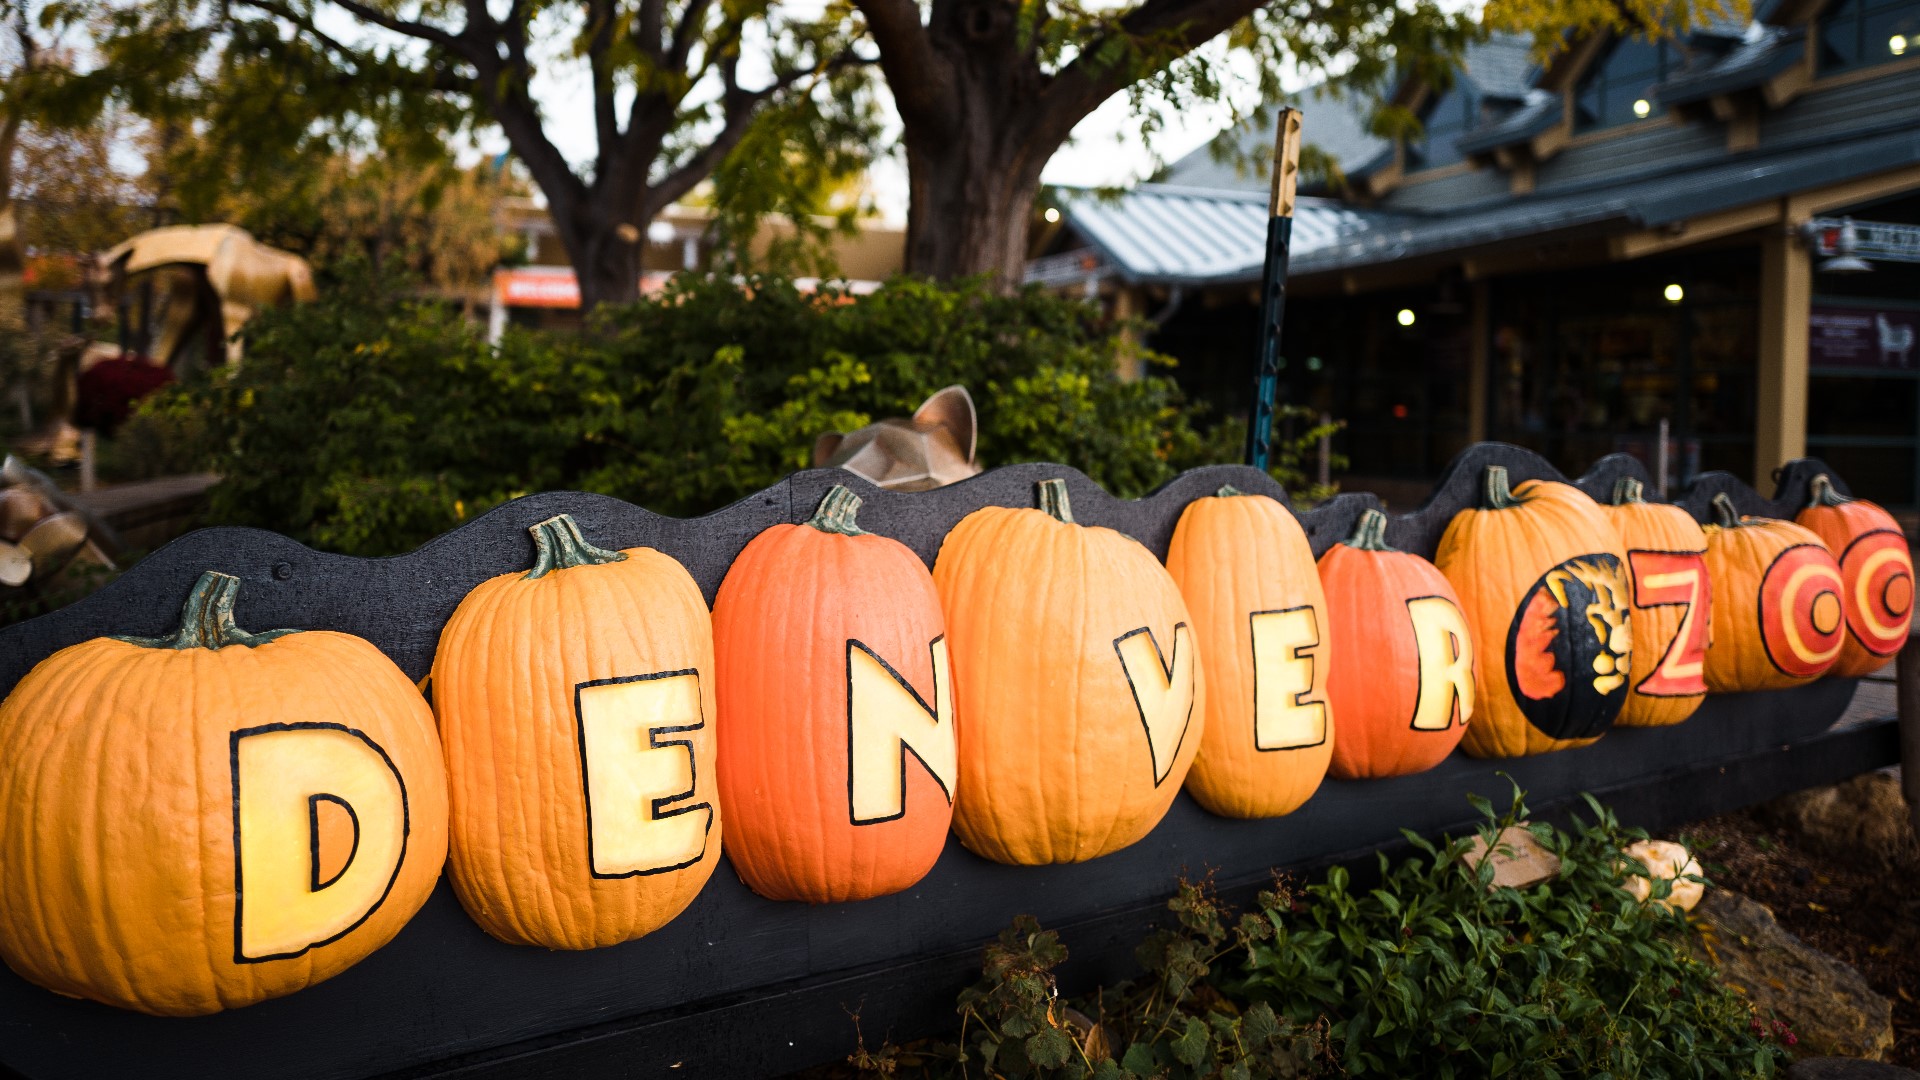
[1810,305,1918,369]
[495,268,581,309]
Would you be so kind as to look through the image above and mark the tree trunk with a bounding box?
[550,193,646,315]
[902,131,1044,286]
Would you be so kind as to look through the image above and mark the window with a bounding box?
[1410,88,1476,171]
[1573,38,1678,132]
[1817,0,1920,75]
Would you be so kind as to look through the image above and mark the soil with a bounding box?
[1681,806,1920,1067]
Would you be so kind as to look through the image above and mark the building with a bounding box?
[1031,0,1920,510]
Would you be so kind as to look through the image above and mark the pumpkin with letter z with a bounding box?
[1602,477,1712,727]
[0,571,448,1015]
[1702,494,1845,692]
[1795,474,1912,677]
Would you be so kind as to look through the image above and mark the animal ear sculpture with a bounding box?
[933,478,1203,864]
[812,385,983,491]
[1794,475,1912,677]
[0,571,448,1015]
[712,485,956,903]
[1602,478,1711,727]
[432,514,720,949]
[912,385,978,468]
[1702,494,1845,692]
[1436,466,1632,758]
[1166,485,1331,818]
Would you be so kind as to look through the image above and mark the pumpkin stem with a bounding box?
[1611,477,1645,505]
[805,485,868,536]
[1481,465,1520,510]
[1215,484,1247,498]
[527,514,628,579]
[1036,479,1075,524]
[114,571,296,651]
[1342,508,1398,552]
[1806,474,1853,509]
[1709,493,1744,529]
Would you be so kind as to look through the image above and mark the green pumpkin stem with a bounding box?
[1611,477,1645,505]
[806,485,868,536]
[1343,508,1398,552]
[1481,465,1520,510]
[1036,479,1075,524]
[115,571,295,650]
[527,514,627,579]
[1709,493,1745,529]
[1215,484,1247,498]
[1807,474,1853,509]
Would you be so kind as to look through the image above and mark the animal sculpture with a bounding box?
[812,386,981,491]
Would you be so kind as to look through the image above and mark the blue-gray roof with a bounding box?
[1657,26,1805,105]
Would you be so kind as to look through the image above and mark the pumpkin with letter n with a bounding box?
[934,478,1203,864]
[713,485,956,903]
[1602,477,1712,728]
[1166,485,1331,819]
[1795,474,1912,677]
[1318,509,1475,779]
[0,571,448,1015]
[432,514,720,949]
[1437,466,1633,758]
[1702,494,1845,692]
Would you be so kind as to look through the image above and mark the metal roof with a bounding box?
[1657,27,1805,104]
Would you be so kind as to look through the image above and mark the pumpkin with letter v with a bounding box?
[934,478,1203,864]
[0,571,448,1015]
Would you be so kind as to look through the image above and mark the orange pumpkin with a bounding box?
[933,479,1203,864]
[712,485,955,903]
[1702,494,1845,691]
[0,571,448,1015]
[1166,485,1330,818]
[1795,474,1912,677]
[1318,509,1475,779]
[1436,466,1632,758]
[1602,478,1712,727]
[432,514,720,949]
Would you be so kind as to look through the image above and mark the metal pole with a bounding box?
[1246,108,1302,470]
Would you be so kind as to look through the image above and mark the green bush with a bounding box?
[149,268,1332,556]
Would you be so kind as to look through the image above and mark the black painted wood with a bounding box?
[0,445,1876,1080]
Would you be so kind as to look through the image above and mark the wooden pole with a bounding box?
[1899,635,1920,842]
[1246,108,1302,471]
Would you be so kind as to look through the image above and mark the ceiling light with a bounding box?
[1396,308,1416,327]
[1663,283,1684,304]
[1043,207,1061,224]
[1892,34,1908,56]
[1633,99,1652,118]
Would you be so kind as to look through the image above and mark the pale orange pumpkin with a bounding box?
[1702,494,1845,692]
[1795,475,1912,677]
[1602,478,1711,727]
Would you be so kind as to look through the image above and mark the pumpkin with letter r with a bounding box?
[1166,485,1331,819]
[0,571,448,1015]
[713,485,956,903]
[1702,494,1845,692]
[934,478,1204,864]
[433,514,720,949]
[1602,477,1712,728]
[1318,508,1475,779]
[1795,475,1912,677]
[1437,466,1633,758]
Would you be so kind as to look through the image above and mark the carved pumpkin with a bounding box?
[1165,485,1330,818]
[1436,466,1632,758]
[933,479,1203,864]
[712,486,956,903]
[1318,509,1475,779]
[432,514,719,949]
[1602,478,1711,728]
[1796,475,1912,677]
[1702,494,1845,692]
[0,571,447,1015]
[1620,839,1704,913]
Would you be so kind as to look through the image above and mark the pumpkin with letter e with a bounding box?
[1318,508,1475,779]
[1602,478,1712,728]
[1795,474,1912,677]
[1702,494,1845,692]
[432,513,720,949]
[713,485,956,903]
[1437,466,1632,758]
[934,478,1203,864]
[1166,485,1332,819]
[0,571,448,1016]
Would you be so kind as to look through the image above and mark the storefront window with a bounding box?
[1573,37,1678,132]
[1817,0,1920,76]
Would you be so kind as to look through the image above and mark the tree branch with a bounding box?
[587,0,621,160]
[850,0,953,134]
[1035,0,1264,146]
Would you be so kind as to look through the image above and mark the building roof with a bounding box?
[1656,26,1805,105]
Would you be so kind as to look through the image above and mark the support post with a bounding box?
[1756,225,1810,485]
[1246,108,1302,471]
[1901,637,1920,842]
[1468,278,1490,443]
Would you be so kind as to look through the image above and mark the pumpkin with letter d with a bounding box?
[934,479,1203,864]
[713,485,956,903]
[1437,466,1632,758]
[1602,478,1711,728]
[1318,509,1475,779]
[1702,494,1844,692]
[0,571,448,1015]
[433,514,720,949]
[1166,485,1331,819]
[1795,475,1912,677]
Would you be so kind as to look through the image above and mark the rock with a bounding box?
[1461,825,1561,889]
[1758,772,1920,871]
[1787,1059,1920,1080]
[1691,890,1894,1060]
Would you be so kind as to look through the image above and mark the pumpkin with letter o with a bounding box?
[1318,508,1475,779]
[934,478,1203,864]
[1602,477,1711,728]
[1166,485,1330,818]
[713,485,956,903]
[433,513,720,949]
[1795,475,1912,677]
[0,571,448,1015]
[1702,494,1845,692]
[1437,466,1632,758]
